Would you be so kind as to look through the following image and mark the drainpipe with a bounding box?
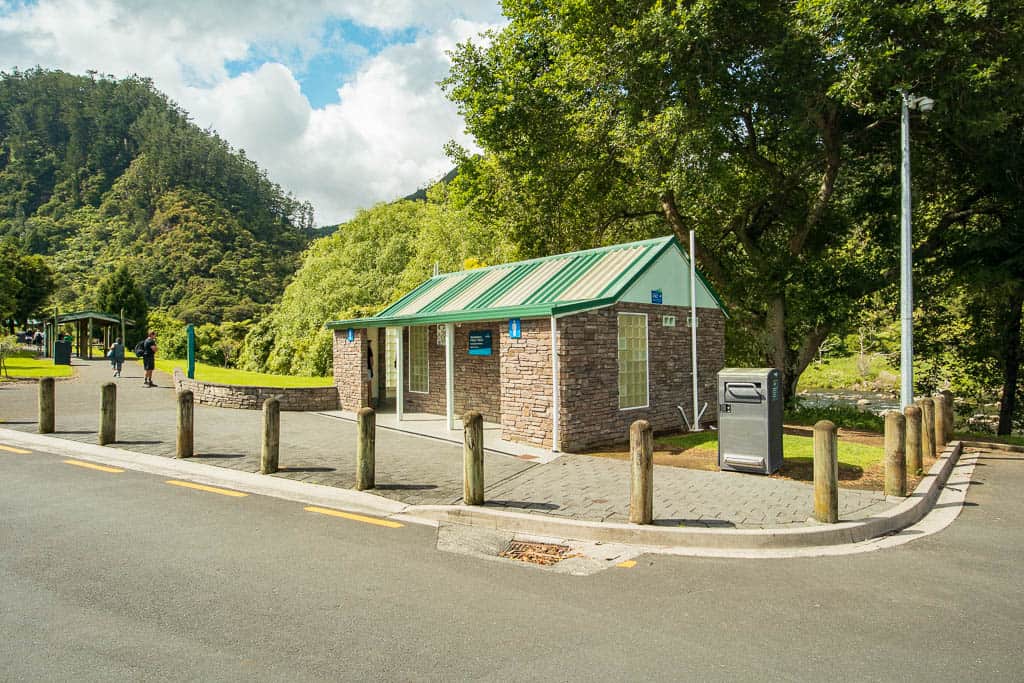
[551,316,560,452]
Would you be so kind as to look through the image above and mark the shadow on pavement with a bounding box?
[375,483,438,491]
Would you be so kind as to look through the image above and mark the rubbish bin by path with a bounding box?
[53,340,71,365]
[717,368,783,475]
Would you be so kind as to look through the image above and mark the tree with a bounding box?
[0,238,54,332]
[444,0,1024,400]
[94,264,148,345]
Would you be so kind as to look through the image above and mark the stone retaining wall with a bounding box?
[173,369,339,411]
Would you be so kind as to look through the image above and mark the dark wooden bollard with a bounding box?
[176,390,194,459]
[940,390,955,442]
[99,382,116,445]
[356,406,375,490]
[813,420,838,524]
[463,411,484,505]
[918,397,936,462]
[629,420,654,524]
[884,410,907,497]
[260,397,280,474]
[904,404,923,476]
[38,377,55,434]
[933,394,949,451]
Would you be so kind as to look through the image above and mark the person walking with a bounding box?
[141,331,158,387]
[108,337,125,377]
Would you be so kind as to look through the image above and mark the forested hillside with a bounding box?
[0,69,314,323]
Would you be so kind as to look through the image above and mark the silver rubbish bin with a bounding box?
[717,368,783,475]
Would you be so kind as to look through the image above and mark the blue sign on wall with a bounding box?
[509,318,522,339]
[468,330,493,356]
[651,289,663,304]
[347,328,355,342]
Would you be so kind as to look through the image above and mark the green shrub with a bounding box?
[785,404,884,433]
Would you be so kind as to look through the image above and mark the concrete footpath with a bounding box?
[0,359,974,554]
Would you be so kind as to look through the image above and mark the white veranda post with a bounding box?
[396,326,405,422]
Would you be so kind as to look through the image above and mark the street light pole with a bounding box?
[899,91,934,411]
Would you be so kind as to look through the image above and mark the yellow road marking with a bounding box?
[0,444,32,454]
[63,459,124,473]
[616,560,637,569]
[165,480,248,497]
[304,506,404,528]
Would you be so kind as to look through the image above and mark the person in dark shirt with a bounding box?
[142,331,158,387]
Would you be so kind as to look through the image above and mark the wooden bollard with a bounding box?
[629,420,654,524]
[813,420,838,524]
[884,410,907,497]
[918,397,936,462]
[463,411,484,505]
[904,404,923,476]
[99,382,116,445]
[260,397,280,474]
[933,393,948,451]
[356,406,376,490]
[176,390,194,458]
[940,390,955,442]
[38,377,55,434]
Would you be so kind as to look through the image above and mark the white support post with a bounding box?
[689,230,701,432]
[551,316,560,452]
[445,322,455,431]
[396,327,405,422]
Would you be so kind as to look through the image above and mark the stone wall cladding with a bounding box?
[333,328,368,411]
[557,303,725,452]
[173,369,339,411]
[403,323,502,422]
[500,318,553,449]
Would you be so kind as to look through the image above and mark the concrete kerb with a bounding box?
[405,441,966,550]
[0,428,409,520]
[1,426,966,552]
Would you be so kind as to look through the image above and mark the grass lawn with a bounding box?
[0,350,73,379]
[798,354,898,390]
[584,428,931,492]
[153,358,333,388]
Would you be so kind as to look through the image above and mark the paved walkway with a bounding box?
[0,359,895,528]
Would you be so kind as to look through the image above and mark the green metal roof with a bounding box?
[55,311,136,326]
[326,236,725,329]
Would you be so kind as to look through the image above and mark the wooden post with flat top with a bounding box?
[813,420,838,523]
[38,377,55,434]
[99,382,116,445]
[176,389,194,458]
[933,393,949,451]
[463,411,484,505]
[629,420,654,524]
[918,397,936,462]
[904,404,922,476]
[356,406,375,490]
[260,397,280,474]
[884,410,907,497]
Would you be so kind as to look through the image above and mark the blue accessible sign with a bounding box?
[651,289,663,304]
[468,330,492,356]
[509,318,522,339]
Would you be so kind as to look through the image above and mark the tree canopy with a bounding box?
[444,0,1024,401]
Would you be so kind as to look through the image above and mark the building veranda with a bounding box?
[327,236,727,452]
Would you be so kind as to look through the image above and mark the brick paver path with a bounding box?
[0,359,896,528]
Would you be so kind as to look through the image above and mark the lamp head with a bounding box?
[908,94,935,112]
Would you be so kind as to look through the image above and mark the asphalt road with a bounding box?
[1,441,1021,681]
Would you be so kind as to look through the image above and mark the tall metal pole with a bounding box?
[900,92,914,410]
[689,230,701,431]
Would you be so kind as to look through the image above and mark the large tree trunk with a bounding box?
[997,287,1023,435]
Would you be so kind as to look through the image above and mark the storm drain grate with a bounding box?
[498,540,575,566]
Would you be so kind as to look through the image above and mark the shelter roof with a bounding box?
[326,235,726,329]
[55,311,136,326]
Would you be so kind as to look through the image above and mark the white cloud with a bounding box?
[0,0,504,224]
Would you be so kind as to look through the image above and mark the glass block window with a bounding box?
[617,313,648,409]
[409,326,429,393]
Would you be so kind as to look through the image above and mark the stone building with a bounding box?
[327,235,727,452]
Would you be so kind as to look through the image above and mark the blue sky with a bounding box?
[0,0,505,224]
